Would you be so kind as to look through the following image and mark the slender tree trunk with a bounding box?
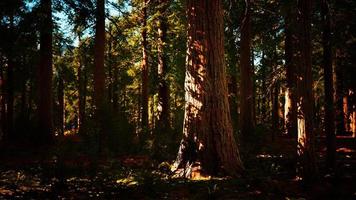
[335,49,346,135]
[94,0,106,148]
[343,96,349,132]
[173,0,243,178]
[4,15,15,141]
[113,67,119,112]
[38,0,53,144]
[6,59,14,140]
[260,54,267,123]
[239,0,255,139]
[351,102,356,137]
[296,0,317,182]
[107,33,113,109]
[58,76,64,136]
[272,82,279,141]
[77,34,85,134]
[0,66,5,139]
[321,0,336,170]
[157,0,170,129]
[141,0,149,143]
[284,3,298,137]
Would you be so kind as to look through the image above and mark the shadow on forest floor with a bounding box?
[0,135,355,199]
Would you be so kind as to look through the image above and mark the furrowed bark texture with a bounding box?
[174,0,243,177]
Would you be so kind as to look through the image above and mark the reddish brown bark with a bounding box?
[284,3,298,137]
[157,0,170,129]
[335,49,346,135]
[141,0,149,141]
[296,0,317,182]
[38,0,54,144]
[173,0,243,177]
[239,0,255,139]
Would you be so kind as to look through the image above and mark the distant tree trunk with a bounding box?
[6,59,14,140]
[156,0,170,129]
[284,3,297,137]
[20,60,28,122]
[58,76,64,136]
[296,0,317,182]
[343,96,349,132]
[350,89,356,137]
[260,54,267,123]
[153,0,170,157]
[107,32,113,109]
[239,0,254,139]
[173,0,243,178]
[5,15,15,141]
[321,0,336,170]
[351,100,356,137]
[272,82,279,141]
[251,51,257,126]
[0,67,5,139]
[141,0,149,142]
[94,0,106,146]
[38,0,53,144]
[77,35,85,134]
[335,49,346,135]
[112,67,119,112]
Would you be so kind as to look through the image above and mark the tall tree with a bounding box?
[173,0,243,177]
[140,0,149,141]
[335,49,346,135]
[38,0,53,143]
[57,69,64,136]
[239,0,255,139]
[321,0,336,170]
[296,0,317,182]
[156,0,170,129]
[6,15,14,140]
[94,0,106,145]
[0,66,5,139]
[77,33,85,134]
[284,1,297,137]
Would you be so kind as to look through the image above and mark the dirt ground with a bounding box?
[0,135,355,199]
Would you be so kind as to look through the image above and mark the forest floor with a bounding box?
[0,135,355,200]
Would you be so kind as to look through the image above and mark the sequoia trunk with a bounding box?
[296,0,317,182]
[173,0,243,177]
[38,0,54,144]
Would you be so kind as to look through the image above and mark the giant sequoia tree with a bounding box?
[38,0,53,143]
[173,0,243,177]
[296,0,317,182]
[284,1,297,138]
